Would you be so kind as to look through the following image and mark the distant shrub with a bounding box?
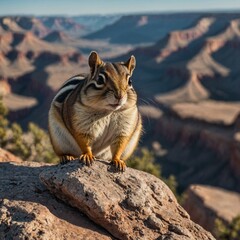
[214,216,240,240]
[0,97,58,163]
[10,123,31,159]
[0,96,9,147]
[27,122,58,163]
[127,148,161,177]
[7,122,58,163]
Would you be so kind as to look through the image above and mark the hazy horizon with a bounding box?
[1,0,240,16]
[1,9,240,18]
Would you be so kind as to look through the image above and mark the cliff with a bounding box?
[145,110,240,192]
[0,149,214,239]
[183,185,240,235]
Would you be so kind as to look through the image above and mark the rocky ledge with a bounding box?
[0,149,215,240]
[0,160,112,240]
[183,184,240,233]
[39,160,215,240]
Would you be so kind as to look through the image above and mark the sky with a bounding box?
[1,0,240,16]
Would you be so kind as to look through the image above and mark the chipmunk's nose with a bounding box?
[114,93,124,100]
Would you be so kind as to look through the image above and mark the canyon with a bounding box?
[1,12,240,236]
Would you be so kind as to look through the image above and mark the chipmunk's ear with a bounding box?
[124,55,136,75]
[88,51,103,77]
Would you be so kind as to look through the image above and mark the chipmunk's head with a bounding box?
[82,51,137,111]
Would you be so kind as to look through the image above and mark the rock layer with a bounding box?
[40,160,215,240]
[183,185,240,233]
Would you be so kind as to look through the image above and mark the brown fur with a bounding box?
[48,51,142,171]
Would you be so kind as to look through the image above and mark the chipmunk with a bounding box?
[48,51,142,171]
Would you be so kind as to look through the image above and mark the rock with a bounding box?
[183,184,240,234]
[40,160,215,240]
[0,147,22,163]
[0,161,114,240]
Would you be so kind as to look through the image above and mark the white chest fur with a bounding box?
[72,103,138,152]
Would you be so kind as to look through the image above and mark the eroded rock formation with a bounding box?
[183,184,240,233]
[0,160,113,240]
[40,160,215,240]
[0,147,215,239]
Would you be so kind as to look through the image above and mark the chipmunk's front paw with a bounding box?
[111,158,126,172]
[60,155,76,164]
[79,153,96,166]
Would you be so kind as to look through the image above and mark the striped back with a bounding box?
[53,74,86,104]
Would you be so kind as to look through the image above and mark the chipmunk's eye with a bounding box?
[128,78,132,86]
[96,73,106,85]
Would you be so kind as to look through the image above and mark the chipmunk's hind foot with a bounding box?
[79,153,96,166]
[60,155,76,164]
